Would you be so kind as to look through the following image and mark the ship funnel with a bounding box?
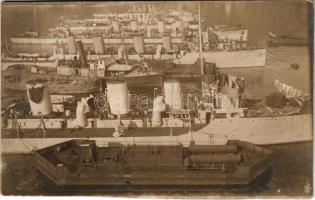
[67,36,77,54]
[75,97,90,127]
[93,37,105,54]
[176,21,184,34]
[112,21,120,33]
[133,33,145,54]
[146,26,152,37]
[75,40,88,68]
[162,33,172,51]
[117,45,124,59]
[163,79,182,110]
[106,80,129,116]
[130,20,138,31]
[26,80,52,116]
[156,44,162,58]
[183,22,189,29]
[158,20,165,34]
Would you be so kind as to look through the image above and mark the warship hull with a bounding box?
[175,49,266,68]
[268,36,308,47]
[203,49,266,68]
[1,114,312,154]
[34,139,273,187]
[10,37,184,45]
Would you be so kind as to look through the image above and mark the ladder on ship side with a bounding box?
[12,113,23,138]
[36,112,47,138]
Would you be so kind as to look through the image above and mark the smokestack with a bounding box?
[130,20,138,31]
[133,33,145,54]
[67,36,77,54]
[75,40,88,68]
[163,79,182,110]
[158,20,165,34]
[107,80,129,116]
[112,21,120,33]
[162,32,172,51]
[26,80,52,116]
[93,37,105,54]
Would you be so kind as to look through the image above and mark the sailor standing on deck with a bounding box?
[9,109,23,138]
[197,100,206,124]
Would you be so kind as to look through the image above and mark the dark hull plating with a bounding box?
[35,140,273,187]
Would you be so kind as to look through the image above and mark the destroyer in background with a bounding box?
[5,4,266,69]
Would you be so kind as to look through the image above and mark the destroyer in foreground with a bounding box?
[35,139,273,187]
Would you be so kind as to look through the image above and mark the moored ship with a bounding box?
[1,3,311,156]
[7,4,267,69]
[1,64,312,154]
[268,32,308,47]
[34,139,273,187]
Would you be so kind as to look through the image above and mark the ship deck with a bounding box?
[34,139,273,186]
[1,127,189,139]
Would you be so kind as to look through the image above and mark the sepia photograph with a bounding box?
[0,0,313,198]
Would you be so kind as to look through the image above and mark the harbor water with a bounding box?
[1,1,312,196]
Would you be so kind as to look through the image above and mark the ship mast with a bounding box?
[121,31,129,65]
[198,1,204,75]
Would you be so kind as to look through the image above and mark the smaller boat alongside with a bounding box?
[268,32,308,47]
[35,139,273,187]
